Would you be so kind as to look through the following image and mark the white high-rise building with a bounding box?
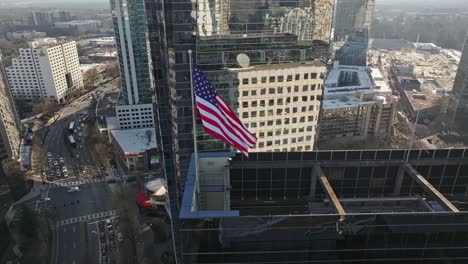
[5,38,83,103]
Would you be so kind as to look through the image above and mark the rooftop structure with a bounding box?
[324,62,391,98]
[109,128,158,171]
[319,62,397,143]
[179,149,468,263]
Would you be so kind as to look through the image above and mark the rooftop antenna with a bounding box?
[416,33,420,44]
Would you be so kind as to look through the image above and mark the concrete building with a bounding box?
[109,128,158,171]
[5,38,83,103]
[54,20,102,33]
[110,0,154,130]
[453,35,468,121]
[318,62,397,143]
[333,0,375,42]
[232,62,326,152]
[178,148,468,263]
[6,31,46,41]
[0,53,21,164]
[32,11,55,26]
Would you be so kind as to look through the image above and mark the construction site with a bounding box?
[178,149,468,263]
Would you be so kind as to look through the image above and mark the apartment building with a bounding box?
[0,54,21,163]
[233,62,326,152]
[453,35,468,121]
[5,38,83,103]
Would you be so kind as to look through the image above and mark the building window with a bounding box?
[242,113,248,118]
[287,75,293,82]
[242,78,249,85]
[261,89,266,95]
[304,73,309,79]
[252,78,257,84]
[252,90,257,96]
[269,76,275,83]
[311,73,317,79]
[278,76,284,82]
[242,102,248,108]
[303,85,308,92]
[242,91,248,96]
[311,84,316,90]
[269,88,275,94]
[278,87,283,93]
[261,77,267,83]
[302,96,308,102]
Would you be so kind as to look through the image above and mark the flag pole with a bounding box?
[188,50,200,192]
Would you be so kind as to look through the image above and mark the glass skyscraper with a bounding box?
[111,0,153,105]
[333,0,374,42]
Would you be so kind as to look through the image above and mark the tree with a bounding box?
[15,206,38,239]
[32,101,59,115]
[105,63,120,79]
[83,68,99,90]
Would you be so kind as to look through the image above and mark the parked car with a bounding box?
[68,186,80,192]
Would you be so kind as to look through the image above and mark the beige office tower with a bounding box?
[231,61,326,152]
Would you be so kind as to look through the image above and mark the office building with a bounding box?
[142,1,334,261]
[54,20,102,33]
[453,35,468,121]
[334,0,375,42]
[5,38,83,103]
[318,62,397,143]
[32,11,55,26]
[52,10,72,22]
[179,148,468,263]
[232,62,326,152]
[0,53,21,164]
[110,0,155,130]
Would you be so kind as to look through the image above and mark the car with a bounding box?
[105,219,112,229]
[59,158,65,164]
[68,186,79,192]
[53,160,59,166]
[43,197,51,201]
[47,152,52,158]
[117,232,123,242]
[101,245,107,254]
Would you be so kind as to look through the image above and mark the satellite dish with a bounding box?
[237,53,250,68]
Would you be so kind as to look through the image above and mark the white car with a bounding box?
[43,197,51,201]
[68,186,80,192]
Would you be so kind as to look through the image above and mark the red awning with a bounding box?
[135,190,151,209]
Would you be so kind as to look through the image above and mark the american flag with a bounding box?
[193,64,257,158]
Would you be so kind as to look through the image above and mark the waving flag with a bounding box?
[192,64,257,158]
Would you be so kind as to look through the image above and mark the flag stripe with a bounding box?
[196,98,250,150]
[192,64,257,158]
[216,96,257,144]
